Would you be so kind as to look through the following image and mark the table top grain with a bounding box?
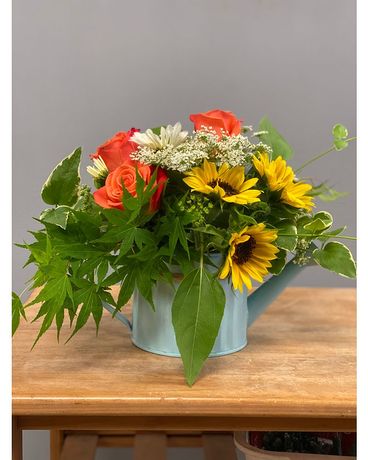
[12,287,356,421]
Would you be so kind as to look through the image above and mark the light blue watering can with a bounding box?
[103,257,305,357]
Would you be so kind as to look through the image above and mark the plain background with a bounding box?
[13,0,356,458]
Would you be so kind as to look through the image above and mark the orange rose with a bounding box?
[90,128,139,172]
[93,162,167,212]
[189,109,242,139]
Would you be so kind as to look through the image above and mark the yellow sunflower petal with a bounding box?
[203,159,218,183]
[238,267,253,290]
[219,256,231,279]
[219,165,245,190]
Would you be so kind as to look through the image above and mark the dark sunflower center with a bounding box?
[208,179,238,196]
[233,236,257,264]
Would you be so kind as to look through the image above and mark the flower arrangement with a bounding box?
[13,109,356,385]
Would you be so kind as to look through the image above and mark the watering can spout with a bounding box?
[247,258,306,327]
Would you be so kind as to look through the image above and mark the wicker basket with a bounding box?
[233,432,356,460]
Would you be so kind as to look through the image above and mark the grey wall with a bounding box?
[13,0,356,459]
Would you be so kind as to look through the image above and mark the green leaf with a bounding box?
[54,242,105,259]
[136,268,154,310]
[32,301,64,348]
[332,123,348,140]
[41,147,82,206]
[268,249,287,275]
[40,206,71,229]
[172,268,226,386]
[304,211,333,233]
[27,275,71,306]
[97,260,109,284]
[68,286,101,340]
[312,242,356,278]
[229,209,257,231]
[134,228,156,249]
[56,308,65,341]
[310,183,348,202]
[97,225,136,244]
[12,292,26,335]
[117,269,137,309]
[332,124,349,151]
[333,139,349,151]
[317,226,346,241]
[151,126,164,135]
[100,269,126,288]
[169,218,189,260]
[258,117,293,160]
[31,275,73,347]
[275,221,297,251]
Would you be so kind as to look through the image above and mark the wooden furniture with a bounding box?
[12,287,356,459]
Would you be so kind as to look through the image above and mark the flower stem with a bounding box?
[295,137,356,174]
[278,233,356,240]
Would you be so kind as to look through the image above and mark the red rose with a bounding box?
[189,109,242,139]
[90,128,139,172]
[93,162,167,212]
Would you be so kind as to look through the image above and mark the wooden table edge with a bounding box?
[13,414,356,432]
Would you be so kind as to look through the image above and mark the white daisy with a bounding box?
[87,156,109,180]
[131,122,188,150]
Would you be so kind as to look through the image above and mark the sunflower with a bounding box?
[281,181,314,212]
[252,152,314,211]
[183,159,261,205]
[253,152,294,191]
[219,223,279,292]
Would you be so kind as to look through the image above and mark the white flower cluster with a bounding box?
[130,141,209,173]
[130,126,272,173]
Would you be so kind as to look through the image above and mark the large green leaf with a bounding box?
[41,147,81,206]
[275,221,297,251]
[303,211,333,233]
[312,242,356,278]
[172,268,226,386]
[258,117,293,160]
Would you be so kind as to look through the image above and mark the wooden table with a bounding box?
[12,287,356,459]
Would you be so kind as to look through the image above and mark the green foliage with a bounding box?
[310,182,348,202]
[172,266,226,385]
[68,284,103,340]
[41,148,81,206]
[257,117,293,160]
[312,242,356,278]
[275,220,298,251]
[269,249,287,275]
[332,123,349,151]
[303,211,333,233]
[40,206,71,229]
[12,292,26,336]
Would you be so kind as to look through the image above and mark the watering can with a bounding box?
[102,257,306,357]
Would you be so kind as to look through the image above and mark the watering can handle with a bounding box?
[102,302,133,331]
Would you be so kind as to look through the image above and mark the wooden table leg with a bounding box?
[12,416,23,460]
[60,434,98,460]
[203,433,237,460]
[134,432,167,460]
[50,430,65,460]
